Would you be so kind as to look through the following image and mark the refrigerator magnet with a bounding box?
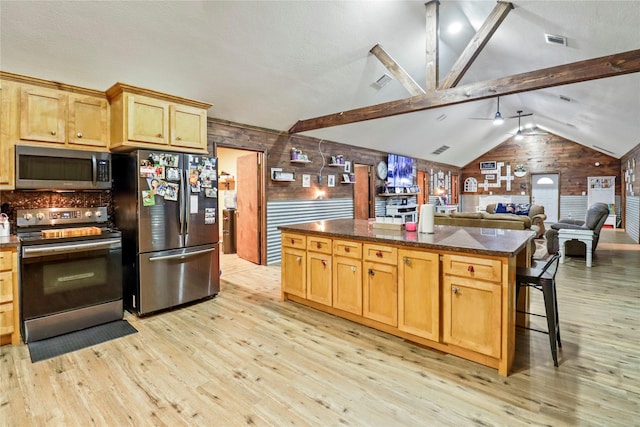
[163,154,179,167]
[166,167,181,181]
[142,190,155,206]
[139,166,156,178]
[205,188,217,198]
[164,182,179,201]
[154,166,165,179]
[147,178,160,193]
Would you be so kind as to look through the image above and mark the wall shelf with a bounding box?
[290,159,311,164]
[377,192,420,197]
[327,163,344,167]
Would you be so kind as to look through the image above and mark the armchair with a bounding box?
[545,202,610,256]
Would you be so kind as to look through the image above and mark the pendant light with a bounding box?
[493,97,504,125]
[514,110,524,140]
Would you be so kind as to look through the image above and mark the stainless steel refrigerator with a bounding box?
[113,149,220,315]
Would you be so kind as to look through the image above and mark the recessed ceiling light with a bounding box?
[448,22,463,34]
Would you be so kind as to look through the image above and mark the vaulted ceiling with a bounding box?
[1,1,638,166]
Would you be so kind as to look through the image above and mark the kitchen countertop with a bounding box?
[0,235,20,249]
[279,218,534,257]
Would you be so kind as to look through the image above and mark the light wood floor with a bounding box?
[1,230,638,426]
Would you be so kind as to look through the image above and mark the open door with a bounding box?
[236,153,262,264]
[354,164,373,219]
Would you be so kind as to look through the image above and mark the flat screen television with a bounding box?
[386,153,415,187]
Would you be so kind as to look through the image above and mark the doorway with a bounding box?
[531,173,559,224]
[353,164,373,219]
[216,147,265,265]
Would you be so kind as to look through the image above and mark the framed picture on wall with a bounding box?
[302,174,311,188]
[344,161,352,173]
[328,175,335,187]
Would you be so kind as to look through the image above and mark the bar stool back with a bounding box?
[516,253,562,367]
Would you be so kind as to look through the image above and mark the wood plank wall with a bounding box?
[461,133,622,196]
[206,118,461,202]
[620,143,640,232]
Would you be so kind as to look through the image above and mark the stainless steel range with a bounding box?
[17,207,123,343]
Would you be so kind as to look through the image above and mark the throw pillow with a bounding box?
[496,202,516,214]
[514,203,530,216]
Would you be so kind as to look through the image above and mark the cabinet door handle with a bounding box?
[467,265,475,273]
[51,130,57,135]
[351,266,356,272]
[452,286,460,294]
[76,132,83,138]
[376,250,383,258]
[344,246,350,253]
[296,257,301,263]
[157,133,163,138]
[176,136,182,141]
[321,259,327,267]
[403,256,411,266]
[368,268,375,276]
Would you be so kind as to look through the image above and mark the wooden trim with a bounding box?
[370,44,425,96]
[0,71,106,98]
[105,82,212,109]
[289,49,640,133]
[439,1,514,89]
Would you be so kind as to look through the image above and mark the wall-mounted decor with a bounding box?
[328,175,335,187]
[480,161,497,170]
[344,161,351,173]
[513,164,526,177]
[302,174,311,187]
[464,177,478,193]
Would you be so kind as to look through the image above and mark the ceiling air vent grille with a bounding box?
[431,145,450,155]
[592,145,614,155]
[545,34,568,46]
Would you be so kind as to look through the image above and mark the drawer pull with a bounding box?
[376,250,383,258]
[291,238,295,245]
[368,268,375,276]
[344,247,350,253]
[316,241,321,249]
[296,257,301,263]
[321,259,327,267]
[467,265,475,273]
[77,132,83,138]
[403,256,411,266]
[452,286,460,294]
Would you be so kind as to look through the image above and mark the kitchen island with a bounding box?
[278,219,534,376]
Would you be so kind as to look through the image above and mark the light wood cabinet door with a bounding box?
[126,94,169,145]
[363,261,397,326]
[19,86,66,143]
[307,251,332,306]
[282,247,306,298]
[68,94,108,147]
[442,275,501,358]
[333,256,362,315]
[0,81,14,188]
[398,249,439,341]
[170,104,207,150]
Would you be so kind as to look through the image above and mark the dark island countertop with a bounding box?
[279,219,534,258]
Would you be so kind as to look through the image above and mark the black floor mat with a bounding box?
[27,320,138,363]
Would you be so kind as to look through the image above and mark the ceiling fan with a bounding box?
[511,110,547,139]
[469,97,532,125]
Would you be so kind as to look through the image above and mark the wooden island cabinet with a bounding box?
[279,219,533,376]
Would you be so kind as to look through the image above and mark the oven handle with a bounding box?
[22,238,122,258]
[149,247,215,262]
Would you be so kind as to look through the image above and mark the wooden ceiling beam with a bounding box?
[424,1,440,92]
[439,1,514,89]
[288,48,640,134]
[370,44,425,96]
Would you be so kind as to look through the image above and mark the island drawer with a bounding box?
[0,251,11,271]
[333,240,362,259]
[0,302,14,335]
[282,232,306,249]
[363,244,397,265]
[0,271,12,303]
[442,254,502,283]
[307,236,332,254]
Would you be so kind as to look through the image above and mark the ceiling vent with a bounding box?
[545,33,568,46]
[431,145,450,155]
[559,95,572,102]
[436,113,447,122]
[592,145,615,155]
[374,73,393,88]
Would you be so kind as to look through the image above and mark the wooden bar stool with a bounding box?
[516,253,562,367]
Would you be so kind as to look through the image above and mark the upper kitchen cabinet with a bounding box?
[106,83,211,153]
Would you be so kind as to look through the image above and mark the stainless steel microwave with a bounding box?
[15,145,112,190]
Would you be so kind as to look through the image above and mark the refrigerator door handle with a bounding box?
[149,247,216,262]
[182,166,190,240]
[179,167,185,238]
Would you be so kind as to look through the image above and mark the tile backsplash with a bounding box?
[0,190,113,231]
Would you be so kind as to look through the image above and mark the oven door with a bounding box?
[21,238,123,321]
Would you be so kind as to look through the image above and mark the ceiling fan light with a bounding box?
[515,129,524,140]
[493,112,504,125]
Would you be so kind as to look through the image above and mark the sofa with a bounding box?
[434,203,546,238]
